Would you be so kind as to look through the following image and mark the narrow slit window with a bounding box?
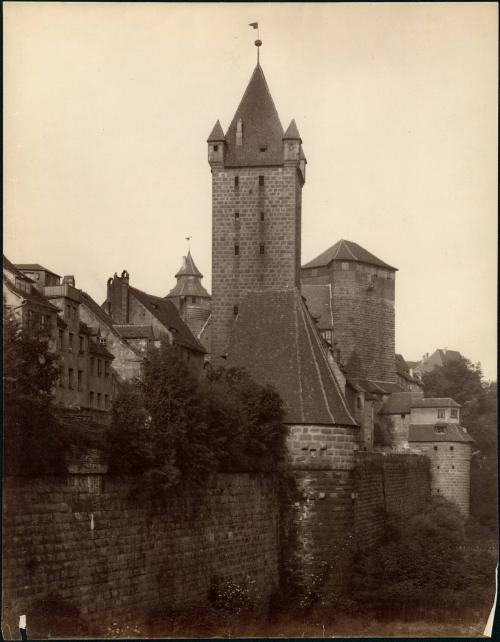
[234,176,239,188]
[233,305,239,316]
[260,212,265,221]
[235,212,239,219]
[259,175,264,186]
[234,245,239,256]
[259,245,265,255]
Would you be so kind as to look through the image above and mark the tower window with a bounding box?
[259,175,264,186]
[234,176,239,188]
[259,245,265,255]
[233,305,239,316]
[191,297,197,303]
[433,446,438,451]
[234,245,239,256]
[450,446,454,451]
[235,212,239,219]
[260,145,268,152]
[214,145,218,152]
[260,212,265,221]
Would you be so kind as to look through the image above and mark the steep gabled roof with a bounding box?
[227,288,357,426]
[3,256,58,311]
[129,286,205,354]
[302,239,397,271]
[409,424,473,443]
[224,64,284,167]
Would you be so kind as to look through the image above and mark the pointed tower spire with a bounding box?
[224,65,284,167]
[283,119,302,142]
[207,120,225,142]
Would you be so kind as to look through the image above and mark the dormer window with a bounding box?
[236,119,243,146]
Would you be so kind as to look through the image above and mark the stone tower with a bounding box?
[166,250,211,337]
[301,239,397,383]
[208,63,306,361]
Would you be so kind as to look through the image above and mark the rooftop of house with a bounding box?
[379,392,460,415]
[226,288,357,426]
[412,397,461,409]
[221,63,288,167]
[15,263,61,278]
[114,324,155,340]
[348,378,403,396]
[301,284,333,331]
[409,424,473,444]
[302,239,397,271]
[3,256,59,311]
[395,353,423,385]
[129,286,206,354]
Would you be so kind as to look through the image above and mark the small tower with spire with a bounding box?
[166,250,211,338]
[208,49,307,362]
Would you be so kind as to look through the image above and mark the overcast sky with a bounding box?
[4,2,498,379]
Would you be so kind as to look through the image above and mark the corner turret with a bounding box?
[283,119,306,183]
[207,120,225,166]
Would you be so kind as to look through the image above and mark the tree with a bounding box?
[108,341,287,491]
[3,312,68,474]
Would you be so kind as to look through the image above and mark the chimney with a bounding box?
[109,271,130,323]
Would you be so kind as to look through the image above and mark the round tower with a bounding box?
[166,251,211,338]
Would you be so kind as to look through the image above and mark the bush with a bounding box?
[107,341,288,492]
[348,497,495,620]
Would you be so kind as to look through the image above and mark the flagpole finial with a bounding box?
[249,22,261,64]
[185,235,192,251]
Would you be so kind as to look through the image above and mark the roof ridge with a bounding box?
[342,239,358,260]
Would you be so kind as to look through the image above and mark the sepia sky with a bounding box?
[3,2,498,379]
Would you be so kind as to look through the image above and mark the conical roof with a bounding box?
[283,119,302,141]
[207,120,225,142]
[303,239,397,271]
[224,64,284,167]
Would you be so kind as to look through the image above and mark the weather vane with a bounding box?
[249,22,262,63]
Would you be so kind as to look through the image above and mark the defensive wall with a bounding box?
[3,450,430,637]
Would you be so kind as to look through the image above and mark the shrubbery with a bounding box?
[346,497,495,620]
[107,341,287,490]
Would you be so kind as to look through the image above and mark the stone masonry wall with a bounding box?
[412,442,471,517]
[2,473,279,637]
[353,452,431,550]
[211,165,302,361]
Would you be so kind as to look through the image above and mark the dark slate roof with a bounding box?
[207,120,225,142]
[226,288,357,426]
[409,424,473,444]
[114,325,155,340]
[379,391,425,414]
[283,119,302,141]
[412,397,461,409]
[224,64,284,167]
[302,239,397,271]
[175,251,203,278]
[349,378,403,395]
[129,286,205,354]
[301,284,333,331]
[15,263,61,277]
